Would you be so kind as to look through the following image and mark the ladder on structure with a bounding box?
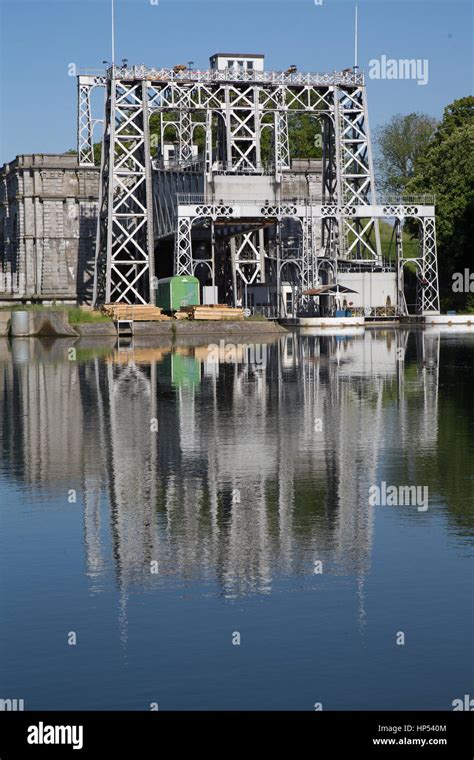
[115,305,134,351]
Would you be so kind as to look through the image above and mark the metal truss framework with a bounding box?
[77,75,105,167]
[93,78,155,305]
[301,211,318,295]
[274,88,290,175]
[79,66,440,313]
[234,230,265,286]
[175,201,439,313]
[417,217,440,314]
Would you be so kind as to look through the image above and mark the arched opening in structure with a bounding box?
[279,260,301,318]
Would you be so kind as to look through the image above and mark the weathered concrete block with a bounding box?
[75,322,117,337]
[0,154,100,302]
[10,310,79,337]
[0,312,11,336]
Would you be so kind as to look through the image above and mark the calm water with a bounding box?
[0,329,472,711]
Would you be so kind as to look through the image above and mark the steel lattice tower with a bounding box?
[78,61,440,315]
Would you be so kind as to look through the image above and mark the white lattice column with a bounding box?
[335,84,381,262]
[78,80,94,166]
[77,75,104,168]
[205,110,213,180]
[418,217,440,315]
[178,89,194,163]
[301,212,317,293]
[174,215,193,275]
[274,88,290,176]
[227,85,260,171]
[94,78,155,304]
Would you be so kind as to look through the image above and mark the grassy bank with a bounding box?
[0,304,111,324]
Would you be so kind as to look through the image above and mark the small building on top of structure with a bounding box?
[209,53,265,73]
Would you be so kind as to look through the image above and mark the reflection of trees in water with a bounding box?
[1,329,472,599]
[409,334,474,536]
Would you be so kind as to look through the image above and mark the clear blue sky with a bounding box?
[0,0,472,164]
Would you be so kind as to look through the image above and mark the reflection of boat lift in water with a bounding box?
[80,330,437,609]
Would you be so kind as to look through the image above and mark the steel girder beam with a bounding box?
[177,201,437,220]
[234,231,264,286]
[94,79,155,305]
[417,217,440,315]
[179,112,194,162]
[93,84,113,305]
[334,85,382,264]
[178,87,195,163]
[321,114,339,260]
[77,76,105,167]
[396,219,408,316]
[78,82,94,167]
[274,89,290,176]
[174,216,193,275]
[301,212,318,292]
[146,81,334,114]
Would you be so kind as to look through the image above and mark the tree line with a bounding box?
[374,97,474,311]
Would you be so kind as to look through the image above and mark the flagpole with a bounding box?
[111,0,116,69]
[354,4,359,72]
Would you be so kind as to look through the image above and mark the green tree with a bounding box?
[374,112,438,194]
[405,97,474,309]
[288,114,322,159]
[261,113,323,165]
[93,142,101,166]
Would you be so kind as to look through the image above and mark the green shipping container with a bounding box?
[155,276,200,312]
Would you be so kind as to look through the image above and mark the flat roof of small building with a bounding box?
[210,53,265,59]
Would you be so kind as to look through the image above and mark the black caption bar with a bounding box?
[0,711,472,758]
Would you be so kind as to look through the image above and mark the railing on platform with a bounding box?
[377,194,435,206]
[210,162,276,175]
[99,65,365,87]
[175,194,435,207]
[175,194,322,207]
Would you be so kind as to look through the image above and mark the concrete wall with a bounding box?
[338,271,397,310]
[0,154,99,302]
[209,174,278,202]
[208,162,322,203]
[281,160,322,200]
